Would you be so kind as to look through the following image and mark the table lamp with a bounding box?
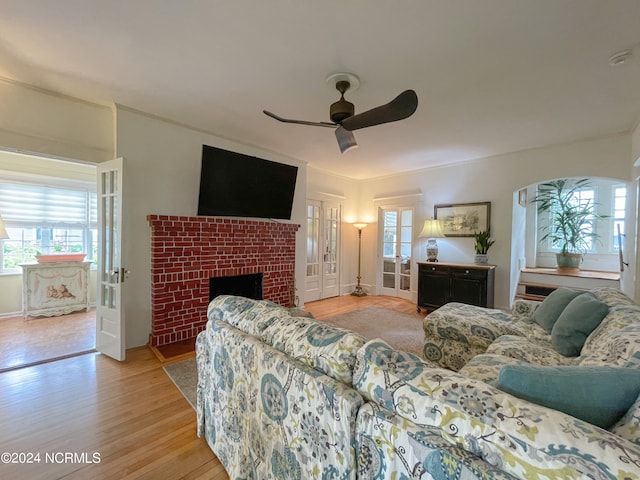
[418,219,444,262]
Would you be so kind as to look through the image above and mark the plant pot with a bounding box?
[474,254,488,265]
[555,253,582,271]
[36,253,86,263]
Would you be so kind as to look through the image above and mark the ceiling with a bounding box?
[2,1,640,180]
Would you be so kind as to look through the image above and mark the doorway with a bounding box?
[0,151,98,370]
[379,206,414,300]
[305,200,341,302]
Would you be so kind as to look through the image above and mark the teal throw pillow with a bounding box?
[551,293,609,356]
[531,288,584,332]
[497,365,640,429]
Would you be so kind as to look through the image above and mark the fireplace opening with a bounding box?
[209,273,264,302]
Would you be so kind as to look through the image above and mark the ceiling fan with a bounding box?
[263,73,418,153]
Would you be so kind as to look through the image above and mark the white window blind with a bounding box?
[0,180,97,271]
[0,183,91,225]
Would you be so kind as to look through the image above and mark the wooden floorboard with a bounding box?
[0,346,226,480]
[0,294,418,479]
[0,308,95,372]
[306,294,422,320]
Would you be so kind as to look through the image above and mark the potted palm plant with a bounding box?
[473,229,495,264]
[533,178,601,270]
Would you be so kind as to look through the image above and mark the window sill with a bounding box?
[521,267,620,281]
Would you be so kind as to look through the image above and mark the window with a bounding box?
[536,178,626,258]
[0,181,97,272]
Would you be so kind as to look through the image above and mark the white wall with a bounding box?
[316,134,634,310]
[0,78,113,162]
[115,106,307,348]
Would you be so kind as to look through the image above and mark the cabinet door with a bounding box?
[419,265,450,308]
[451,268,487,307]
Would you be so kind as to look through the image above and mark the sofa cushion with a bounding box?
[497,365,640,428]
[550,293,609,357]
[459,353,533,386]
[355,402,517,480]
[354,339,640,480]
[531,287,584,332]
[207,295,288,336]
[591,286,636,308]
[580,305,640,364]
[610,392,640,445]
[262,315,366,384]
[485,335,572,366]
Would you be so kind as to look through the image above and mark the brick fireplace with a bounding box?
[147,214,299,346]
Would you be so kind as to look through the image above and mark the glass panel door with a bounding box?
[304,201,341,302]
[304,202,321,302]
[322,205,340,298]
[380,206,413,300]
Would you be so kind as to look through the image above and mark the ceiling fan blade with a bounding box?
[263,110,337,128]
[335,126,358,154]
[340,90,418,131]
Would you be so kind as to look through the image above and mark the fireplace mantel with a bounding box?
[148,215,299,346]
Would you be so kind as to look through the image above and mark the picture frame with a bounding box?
[518,188,527,207]
[434,202,491,237]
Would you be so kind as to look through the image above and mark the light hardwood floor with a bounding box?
[0,308,95,372]
[0,295,417,480]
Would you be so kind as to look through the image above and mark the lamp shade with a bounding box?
[418,219,444,239]
[0,214,8,239]
[335,126,358,154]
[353,223,368,230]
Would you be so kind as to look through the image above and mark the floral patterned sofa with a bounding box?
[197,294,640,479]
[423,287,638,372]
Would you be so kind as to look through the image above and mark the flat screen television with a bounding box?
[197,144,298,220]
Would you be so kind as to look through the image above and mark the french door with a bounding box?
[379,206,414,300]
[96,158,126,361]
[305,200,341,302]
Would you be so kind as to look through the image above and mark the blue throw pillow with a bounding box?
[497,365,640,429]
[531,288,584,332]
[551,293,609,356]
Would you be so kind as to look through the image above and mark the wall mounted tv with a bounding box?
[198,144,298,220]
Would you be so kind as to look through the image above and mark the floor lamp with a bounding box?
[351,223,367,297]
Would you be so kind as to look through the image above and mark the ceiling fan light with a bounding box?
[335,126,358,154]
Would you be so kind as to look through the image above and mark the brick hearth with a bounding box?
[147,215,299,346]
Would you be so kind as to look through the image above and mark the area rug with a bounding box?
[324,306,425,357]
[163,358,197,411]
[163,306,426,408]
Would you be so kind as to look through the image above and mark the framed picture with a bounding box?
[434,202,491,237]
[518,188,527,207]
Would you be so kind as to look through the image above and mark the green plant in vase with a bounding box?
[532,178,603,270]
[473,229,494,264]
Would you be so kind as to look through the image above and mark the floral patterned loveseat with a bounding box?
[422,299,542,371]
[197,294,640,479]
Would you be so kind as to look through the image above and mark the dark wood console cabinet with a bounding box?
[417,262,495,312]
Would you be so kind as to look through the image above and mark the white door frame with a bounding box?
[95,157,126,361]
